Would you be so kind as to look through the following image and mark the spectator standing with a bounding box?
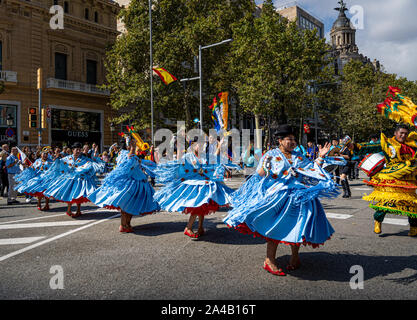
[82,144,90,158]
[0,151,9,198]
[1,144,10,155]
[6,147,22,204]
[306,141,318,161]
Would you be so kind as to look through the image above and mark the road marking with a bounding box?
[0,237,46,245]
[383,218,409,226]
[326,213,353,220]
[0,221,90,230]
[0,213,65,225]
[0,213,120,263]
[353,188,372,191]
[0,208,118,225]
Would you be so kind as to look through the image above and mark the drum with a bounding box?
[359,153,386,177]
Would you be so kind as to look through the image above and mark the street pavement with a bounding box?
[0,173,416,300]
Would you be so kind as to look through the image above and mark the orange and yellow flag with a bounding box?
[152,67,177,85]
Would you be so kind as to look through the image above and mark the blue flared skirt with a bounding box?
[224,188,334,247]
[88,177,160,216]
[15,175,47,197]
[43,176,97,204]
[154,179,234,215]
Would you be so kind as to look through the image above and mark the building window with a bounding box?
[86,59,97,85]
[94,11,98,23]
[0,104,18,145]
[55,52,67,80]
[53,0,58,5]
[85,8,90,20]
[64,1,69,13]
[0,41,2,71]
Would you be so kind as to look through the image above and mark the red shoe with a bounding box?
[66,211,73,217]
[263,263,286,276]
[37,207,42,211]
[184,229,198,238]
[119,225,133,233]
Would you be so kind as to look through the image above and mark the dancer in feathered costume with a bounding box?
[154,138,235,239]
[43,142,104,217]
[88,135,160,233]
[362,87,417,236]
[15,147,54,211]
[224,124,339,276]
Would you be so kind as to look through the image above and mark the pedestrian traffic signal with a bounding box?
[28,107,37,128]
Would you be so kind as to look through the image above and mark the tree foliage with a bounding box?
[335,59,417,141]
[229,0,330,122]
[104,0,256,132]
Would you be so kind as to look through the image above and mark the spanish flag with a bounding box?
[152,67,178,85]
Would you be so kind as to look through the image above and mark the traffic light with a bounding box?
[28,107,37,128]
[41,107,46,129]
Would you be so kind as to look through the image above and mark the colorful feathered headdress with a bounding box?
[376,86,417,128]
[118,126,150,151]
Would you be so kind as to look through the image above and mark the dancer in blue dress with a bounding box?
[224,125,339,276]
[43,142,104,217]
[15,147,54,211]
[154,139,235,239]
[88,136,160,233]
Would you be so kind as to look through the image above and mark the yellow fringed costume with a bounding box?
[362,87,417,236]
[363,132,417,217]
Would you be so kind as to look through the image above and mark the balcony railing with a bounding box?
[0,71,18,83]
[46,78,110,95]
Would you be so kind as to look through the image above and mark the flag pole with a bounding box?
[149,0,154,146]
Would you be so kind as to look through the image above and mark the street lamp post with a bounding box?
[110,122,115,144]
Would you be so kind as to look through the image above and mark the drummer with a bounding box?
[329,137,341,184]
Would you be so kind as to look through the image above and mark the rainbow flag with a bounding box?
[209,92,229,134]
[152,67,177,85]
[16,147,31,169]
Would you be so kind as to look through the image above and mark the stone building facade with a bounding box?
[0,0,120,149]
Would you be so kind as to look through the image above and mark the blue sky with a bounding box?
[255,0,417,81]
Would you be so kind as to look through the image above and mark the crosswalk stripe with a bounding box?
[326,213,353,219]
[0,221,90,230]
[0,214,65,225]
[353,188,372,191]
[383,218,409,226]
[0,237,46,245]
[0,213,120,263]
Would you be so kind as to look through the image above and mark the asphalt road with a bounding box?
[0,173,416,300]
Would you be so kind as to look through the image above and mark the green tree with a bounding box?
[229,0,330,146]
[104,0,255,134]
[335,59,417,142]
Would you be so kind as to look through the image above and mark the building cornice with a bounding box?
[3,0,120,37]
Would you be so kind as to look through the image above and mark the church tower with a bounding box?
[330,0,380,75]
